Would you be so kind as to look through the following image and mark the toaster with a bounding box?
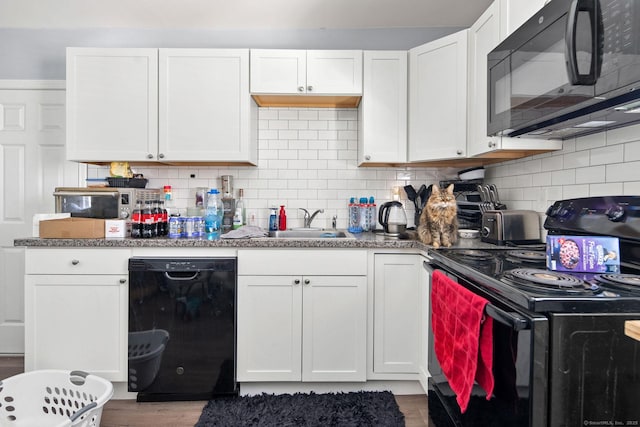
[481,210,541,245]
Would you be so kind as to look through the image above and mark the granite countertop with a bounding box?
[14,230,500,251]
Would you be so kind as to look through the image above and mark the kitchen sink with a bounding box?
[268,229,352,239]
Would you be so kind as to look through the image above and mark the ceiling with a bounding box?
[0,0,493,30]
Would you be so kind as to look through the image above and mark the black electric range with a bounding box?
[426,196,640,427]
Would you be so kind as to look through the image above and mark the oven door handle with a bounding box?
[485,304,529,331]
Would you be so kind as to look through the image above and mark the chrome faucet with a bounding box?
[299,208,324,228]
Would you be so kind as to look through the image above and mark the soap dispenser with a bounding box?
[278,205,287,230]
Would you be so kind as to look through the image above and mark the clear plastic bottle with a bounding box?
[368,196,376,232]
[204,189,222,240]
[359,197,370,232]
[233,208,243,229]
[348,197,362,233]
[235,188,246,226]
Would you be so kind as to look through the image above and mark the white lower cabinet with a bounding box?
[24,249,130,382]
[371,254,423,376]
[237,250,367,382]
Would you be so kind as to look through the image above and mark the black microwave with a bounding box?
[488,0,640,139]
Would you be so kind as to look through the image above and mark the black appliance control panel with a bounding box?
[544,196,640,239]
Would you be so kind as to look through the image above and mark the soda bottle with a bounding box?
[142,200,155,238]
[159,200,168,236]
[152,200,163,237]
[131,199,143,238]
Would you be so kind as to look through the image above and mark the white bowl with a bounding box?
[458,229,480,239]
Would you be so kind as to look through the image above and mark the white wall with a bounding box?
[485,124,640,213]
[88,107,457,229]
[0,28,460,80]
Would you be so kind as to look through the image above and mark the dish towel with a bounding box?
[431,270,494,413]
[220,225,268,239]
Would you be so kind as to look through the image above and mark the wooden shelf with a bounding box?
[251,94,361,108]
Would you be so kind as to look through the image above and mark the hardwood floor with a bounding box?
[1,357,431,426]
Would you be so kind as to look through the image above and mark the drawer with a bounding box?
[238,249,367,276]
[25,248,131,275]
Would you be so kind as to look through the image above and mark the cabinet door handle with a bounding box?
[147,153,154,159]
[456,150,463,155]
[119,278,127,284]
[158,153,165,159]
[294,279,301,285]
[71,259,80,265]
[304,279,310,285]
[364,155,371,161]
[307,85,313,92]
[298,86,305,92]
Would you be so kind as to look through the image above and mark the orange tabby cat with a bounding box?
[417,184,458,248]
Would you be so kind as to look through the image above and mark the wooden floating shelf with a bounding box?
[251,94,362,108]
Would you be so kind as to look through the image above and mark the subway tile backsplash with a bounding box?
[88,107,457,230]
[88,108,640,231]
[485,123,640,214]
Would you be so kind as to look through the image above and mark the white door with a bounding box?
[66,48,159,162]
[237,275,303,381]
[408,30,468,161]
[159,49,255,163]
[302,275,367,382]
[24,274,128,380]
[373,254,421,374]
[0,87,82,354]
[306,50,363,95]
[249,50,306,94]
[358,51,408,165]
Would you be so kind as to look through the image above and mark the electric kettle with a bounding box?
[378,201,408,235]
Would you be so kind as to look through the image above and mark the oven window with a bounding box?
[429,322,533,426]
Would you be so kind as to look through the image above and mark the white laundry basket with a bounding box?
[0,370,113,427]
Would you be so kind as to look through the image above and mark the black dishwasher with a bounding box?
[128,257,237,401]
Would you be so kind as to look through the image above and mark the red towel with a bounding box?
[431,270,494,413]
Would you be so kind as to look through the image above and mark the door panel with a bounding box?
[0,88,83,353]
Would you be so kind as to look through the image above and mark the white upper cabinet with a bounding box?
[467,0,561,158]
[66,48,159,162]
[499,0,550,40]
[358,51,407,165]
[159,49,257,164]
[408,30,468,162]
[250,49,362,95]
[249,49,362,107]
[66,47,257,164]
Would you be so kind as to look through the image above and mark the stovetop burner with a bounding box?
[594,274,640,292]
[455,250,494,261]
[502,268,599,295]
[505,250,547,263]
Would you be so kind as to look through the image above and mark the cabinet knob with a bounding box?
[364,155,371,161]
[456,150,463,155]
[71,259,79,265]
[147,153,154,159]
[294,279,301,285]
[158,153,165,159]
[298,86,305,92]
[304,279,310,285]
[307,86,313,92]
[119,278,127,284]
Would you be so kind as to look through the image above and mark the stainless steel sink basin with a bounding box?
[268,229,351,238]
